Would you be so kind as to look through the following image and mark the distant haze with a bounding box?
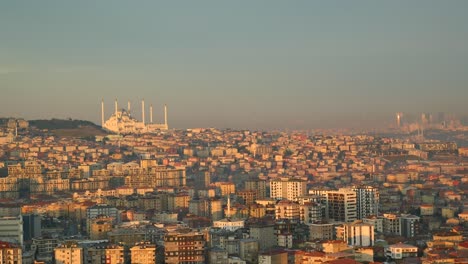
[1,1,467,129]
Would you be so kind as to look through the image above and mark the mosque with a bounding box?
[101,99,168,134]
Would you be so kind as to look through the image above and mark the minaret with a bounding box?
[128,101,131,114]
[114,99,118,115]
[164,104,168,128]
[150,104,153,123]
[227,195,231,218]
[101,99,105,126]
[141,99,145,125]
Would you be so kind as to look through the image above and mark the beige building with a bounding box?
[258,250,287,264]
[309,222,335,241]
[124,166,186,188]
[87,243,125,264]
[237,190,257,205]
[0,241,22,264]
[54,242,83,264]
[108,229,146,246]
[320,240,349,253]
[0,177,19,199]
[215,182,236,196]
[89,216,113,240]
[168,193,190,211]
[275,200,300,220]
[130,242,156,264]
[244,180,267,199]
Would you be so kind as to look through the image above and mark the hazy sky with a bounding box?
[1,1,467,129]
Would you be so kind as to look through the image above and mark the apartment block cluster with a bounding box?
[0,123,467,263]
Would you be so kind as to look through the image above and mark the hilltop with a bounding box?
[29,118,108,138]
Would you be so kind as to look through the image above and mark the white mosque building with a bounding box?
[101,99,168,134]
[213,195,245,232]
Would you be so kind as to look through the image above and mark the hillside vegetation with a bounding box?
[29,118,108,138]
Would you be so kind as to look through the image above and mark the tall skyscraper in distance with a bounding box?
[396,112,403,128]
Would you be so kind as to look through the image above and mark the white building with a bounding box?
[0,216,23,246]
[101,99,168,134]
[270,178,306,201]
[213,219,245,232]
[385,243,418,260]
[213,196,244,232]
[341,221,374,247]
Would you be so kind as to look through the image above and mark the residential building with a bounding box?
[0,216,23,246]
[270,178,306,201]
[341,221,374,247]
[54,242,84,264]
[130,242,156,264]
[164,230,206,264]
[352,185,379,219]
[323,189,357,223]
[385,243,418,260]
[87,243,125,264]
[0,241,22,264]
[258,250,288,264]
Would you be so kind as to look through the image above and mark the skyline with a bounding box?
[1,1,468,129]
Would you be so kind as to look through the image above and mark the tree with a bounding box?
[284,149,293,157]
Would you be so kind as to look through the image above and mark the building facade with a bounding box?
[164,230,206,264]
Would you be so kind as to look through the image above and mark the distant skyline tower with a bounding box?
[101,99,105,126]
[141,99,145,125]
[164,104,168,128]
[396,112,402,128]
[114,99,118,115]
[150,104,153,124]
[127,101,131,114]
